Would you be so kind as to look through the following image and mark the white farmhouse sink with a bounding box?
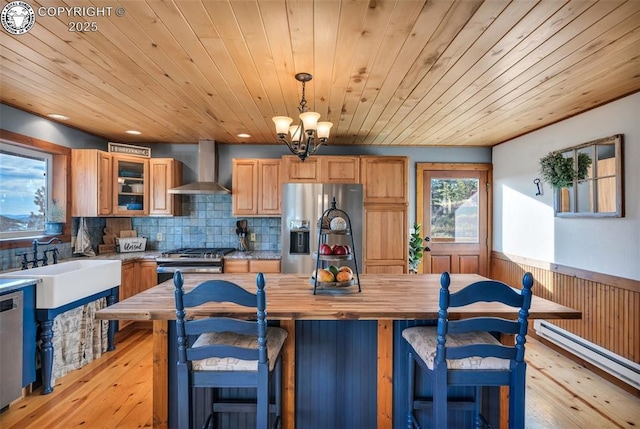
[1,260,122,309]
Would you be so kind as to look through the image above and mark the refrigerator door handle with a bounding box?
[317,194,323,224]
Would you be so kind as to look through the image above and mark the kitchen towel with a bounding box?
[74,217,96,257]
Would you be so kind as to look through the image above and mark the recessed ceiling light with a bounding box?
[47,114,70,120]
[237,133,251,138]
[125,130,142,135]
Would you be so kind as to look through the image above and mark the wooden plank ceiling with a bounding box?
[1,0,639,147]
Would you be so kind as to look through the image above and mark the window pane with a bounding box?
[430,178,479,243]
[576,180,593,213]
[0,145,50,237]
[596,177,616,212]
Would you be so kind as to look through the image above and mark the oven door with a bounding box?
[156,265,223,284]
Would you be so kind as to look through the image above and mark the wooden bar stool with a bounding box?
[174,271,288,429]
[402,272,534,429]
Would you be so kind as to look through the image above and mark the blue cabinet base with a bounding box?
[164,319,501,428]
[36,287,118,394]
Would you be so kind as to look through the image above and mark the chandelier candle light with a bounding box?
[272,73,333,161]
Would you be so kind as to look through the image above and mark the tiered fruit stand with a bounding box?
[311,197,361,295]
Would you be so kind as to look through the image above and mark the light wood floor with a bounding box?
[0,324,638,429]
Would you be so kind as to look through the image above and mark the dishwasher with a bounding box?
[0,290,23,410]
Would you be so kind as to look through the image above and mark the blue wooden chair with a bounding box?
[174,271,288,429]
[402,272,534,429]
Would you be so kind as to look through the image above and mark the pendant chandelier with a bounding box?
[272,73,333,161]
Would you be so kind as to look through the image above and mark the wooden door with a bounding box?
[417,163,491,276]
[232,159,258,215]
[257,160,281,215]
[281,155,321,182]
[321,156,359,183]
[149,158,182,216]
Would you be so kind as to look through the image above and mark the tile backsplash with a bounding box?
[1,194,281,271]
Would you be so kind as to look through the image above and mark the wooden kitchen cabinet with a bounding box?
[232,159,281,216]
[281,155,321,182]
[321,156,359,183]
[249,260,281,273]
[149,158,182,216]
[71,149,112,217]
[360,156,409,274]
[360,156,408,203]
[112,154,149,216]
[119,260,157,329]
[72,149,181,217]
[224,259,281,273]
[362,204,407,274]
[281,155,359,183]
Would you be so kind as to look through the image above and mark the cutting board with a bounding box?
[106,218,132,238]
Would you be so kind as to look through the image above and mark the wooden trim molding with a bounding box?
[492,251,640,293]
[491,251,639,366]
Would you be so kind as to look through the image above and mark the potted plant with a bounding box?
[408,222,426,274]
[45,198,65,234]
[539,151,592,189]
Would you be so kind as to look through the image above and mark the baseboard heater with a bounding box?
[534,320,640,390]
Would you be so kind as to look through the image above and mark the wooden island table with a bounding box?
[96,273,581,429]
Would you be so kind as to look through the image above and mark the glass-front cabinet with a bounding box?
[112,155,149,216]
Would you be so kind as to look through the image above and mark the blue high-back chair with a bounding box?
[174,271,288,429]
[402,272,534,429]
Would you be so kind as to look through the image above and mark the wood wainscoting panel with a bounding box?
[491,252,640,365]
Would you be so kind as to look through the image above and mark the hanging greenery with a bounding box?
[539,151,592,189]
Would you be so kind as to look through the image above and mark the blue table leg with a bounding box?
[107,291,117,351]
[40,319,54,394]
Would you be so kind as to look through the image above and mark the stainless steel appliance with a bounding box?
[156,247,236,283]
[0,290,23,410]
[282,183,363,274]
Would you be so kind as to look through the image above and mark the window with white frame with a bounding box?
[0,142,53,239]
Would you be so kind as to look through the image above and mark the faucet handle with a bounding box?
[52,248,59,264]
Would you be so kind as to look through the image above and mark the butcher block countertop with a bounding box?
[96,273,581,321]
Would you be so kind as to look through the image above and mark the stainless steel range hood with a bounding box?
[168,140,230,195]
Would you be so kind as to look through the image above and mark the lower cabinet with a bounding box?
[119,260,157,329]
[224,259,281,274]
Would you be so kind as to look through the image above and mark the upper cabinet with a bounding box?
[359,156,408,204]
[281,155,359,183]
[112,155,149,216]
[149,158,183,216]
[321,156,359,183]
[281,156,321,182]
[71,149,182,217]
[72,149,112,217]
[232,159,281,216]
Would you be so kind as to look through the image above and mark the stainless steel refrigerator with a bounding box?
[281,183,363,275]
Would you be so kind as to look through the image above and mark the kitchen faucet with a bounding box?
[21,238,62,270]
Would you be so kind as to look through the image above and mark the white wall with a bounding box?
[492,92,640,280]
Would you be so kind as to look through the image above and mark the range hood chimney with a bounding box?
[168,140,230,194]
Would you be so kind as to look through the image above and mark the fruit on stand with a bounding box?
[336,271,353,282]
[319,244,333,255]
[330,217,347,230]
[316,269,335,282]
[333,245,348,255]
[338,266,353,275]
[328,265,340,276]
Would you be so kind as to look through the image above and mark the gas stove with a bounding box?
[157,247,236,263]
[156,247,236,275]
